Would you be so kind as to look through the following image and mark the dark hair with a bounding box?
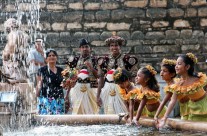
[79,38,89,47]
[46,49,58,58]
[179,54,197,77]
[139,67,160,92]
[161,64,176,79]
[113,68,131,84]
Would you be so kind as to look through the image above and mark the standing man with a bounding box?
[96,35,138,114]
[67,38,99,114]
[27,38,45,85]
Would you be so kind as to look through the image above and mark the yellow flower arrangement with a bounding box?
[162,58,176,66]
[186,52,198,64]
[145,65,157,75]
[113,68,122,81]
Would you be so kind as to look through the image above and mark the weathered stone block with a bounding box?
[165,30,180,39]
[4,4,16,12]
[198,7,207,17]
[42,22,51,31]
[200,18,207,27]
[185,8,197,17]
[84,3,100,10]
[177,0,191,6]
[52,23,66,31]
[180,29,192,39]
[168,8,184,17]
[51,12,64,22]
[88,32,101,41]
[134,45,153,53]
[150,0,167,7]
[84,12,95,21]
[100,31,113,41]
[111,10,125,20]
[153,45,175,53]
[101,2,119,10]
[60,32,71,42]
[47,4,67,12]
[192,30,204,38]
[73,32,88,40]
[131,31,145,40]
[91,41,105,46]
[117,31,130,40]
[191,0,207,6]
[183,39,198,45]
[46,32,59,46]
[67,22,82,30]
[181,44,200,52]
[152,21,169,28]
[124,0,148,8]
[145,32,165,40]
[68,2,83,10]
[96,10,110,21]
[18,3,31,12]
[40,12,51,22]
[125,8,145,18]
[126,40,142,46]
[174,19,190,28]
[146,8,167,18]
[84,22,106,29]
[107,23,131,30]
[63,12,83,23]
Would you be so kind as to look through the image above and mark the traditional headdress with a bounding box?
[186,52,198,64]
[145,65,157,76]
[105,32,125,46]
[161,58,176,66]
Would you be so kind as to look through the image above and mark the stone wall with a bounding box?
[1,0,207,72]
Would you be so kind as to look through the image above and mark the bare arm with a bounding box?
[129,99,135,123]
[154,92,172,119]
[157,92,177,128]
[96,76,105,106]
[36,75,42,97]
[135,96,147,121]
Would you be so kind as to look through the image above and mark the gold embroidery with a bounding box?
[80,85,87,92]
[109,90,116,96]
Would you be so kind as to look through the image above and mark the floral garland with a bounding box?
[162,58,176,66]
[186,52,198,64]
[145,65,157,75]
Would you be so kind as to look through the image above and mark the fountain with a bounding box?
[0,0,44,132]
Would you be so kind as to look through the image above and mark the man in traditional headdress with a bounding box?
[2,18,29,83]
[96,34,138,114]
[66,39,99,114]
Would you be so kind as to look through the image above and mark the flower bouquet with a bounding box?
[61,67,78,89]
